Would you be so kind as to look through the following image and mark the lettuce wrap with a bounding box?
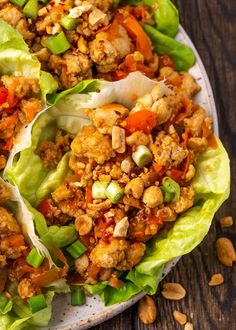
[5,72,230,310]
[0,179,70,330]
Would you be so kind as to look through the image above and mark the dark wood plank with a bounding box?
[92,1,236,329]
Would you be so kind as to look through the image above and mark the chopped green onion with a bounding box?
[105,181,124,204]
[43,32,70,55]
[39,0,50,3]
[66,240,87,259]
[26,248,44,268]
[162,178,180,202]
[132,145,153,168]
[27,294,47,313]
[92,181,109,199]
[10,0,26,7]
[162,190,173,203]
[23,0,39,20]
[71,289,85,306]
[61,15,78,30]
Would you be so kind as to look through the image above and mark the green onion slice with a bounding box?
[26,248,44,268]
[132,145,153,168]
[27,294,47,313]
[162,177,180,202]
[71,289,85,306]
[23,0,39,19]
[44,32,70,55]
[92,181,109,199]
[61,15,78,30]
[105,181,124,204]
[10,0,26,7]
[66,240,87,259]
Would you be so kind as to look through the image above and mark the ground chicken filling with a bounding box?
[0,182,68,301]
[0,75,43,169]
[36,67,215,287]
[0,1,165,89]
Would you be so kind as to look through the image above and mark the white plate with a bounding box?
[45,25,218,330]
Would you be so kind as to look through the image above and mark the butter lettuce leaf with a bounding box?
[122,0,179,37]
[143,23,195,71]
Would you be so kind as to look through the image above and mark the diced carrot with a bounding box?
[125,110,156,134]
[118,14,153,61]
[167,169,183,182]
[85,186,93,206]
[32,267,61,287]
[159,55,175,69]
[153,163,163,174]
[207,134,218,149]
[4,234,25,248]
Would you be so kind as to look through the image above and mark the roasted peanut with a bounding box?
[215,237,236,266]
[124,177,144,199]
[138,295,157,324]
[75,254,89,274]
[208,273,224,286]
[219,216,233,229]
[161,283,186,300]
[75,214,93,235]
[121,157,134,174]
[126,131,149,147]
[142,186,163,208]
[184,322,193,330]
[173,310,187,325]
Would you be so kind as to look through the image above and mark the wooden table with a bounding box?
[92,1,236,329]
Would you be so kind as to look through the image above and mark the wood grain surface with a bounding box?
[92,1,236,329]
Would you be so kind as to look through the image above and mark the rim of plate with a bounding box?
[45,25,218,330]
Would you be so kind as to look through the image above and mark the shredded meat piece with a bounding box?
[1,76,40,98]
[90,239,128,268]
[89,23,133,73]
[71,126,115,164]
[87,0,112,11]
[49,51,92,89]
[52,183,85,218]
[0,207,20,234]
[36,132,70,168]
[170,186,195,214]
[19,98,42,123]
[0,183,11,205]
[18,278,38,299]
[184,107,212,137]
[116,242,145,270]
[187,137,208,152]
[90,238,145,271]
[0,4,22,27]
[152,133,188,168]
[85,103,129,134]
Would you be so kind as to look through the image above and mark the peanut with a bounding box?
[173,310,187,325]
[208,273,224,286]
[184,322,193,330]
[215,237,236,266]
[219,216,233,229]
[138,295,157,324]
[161,283,186,300]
